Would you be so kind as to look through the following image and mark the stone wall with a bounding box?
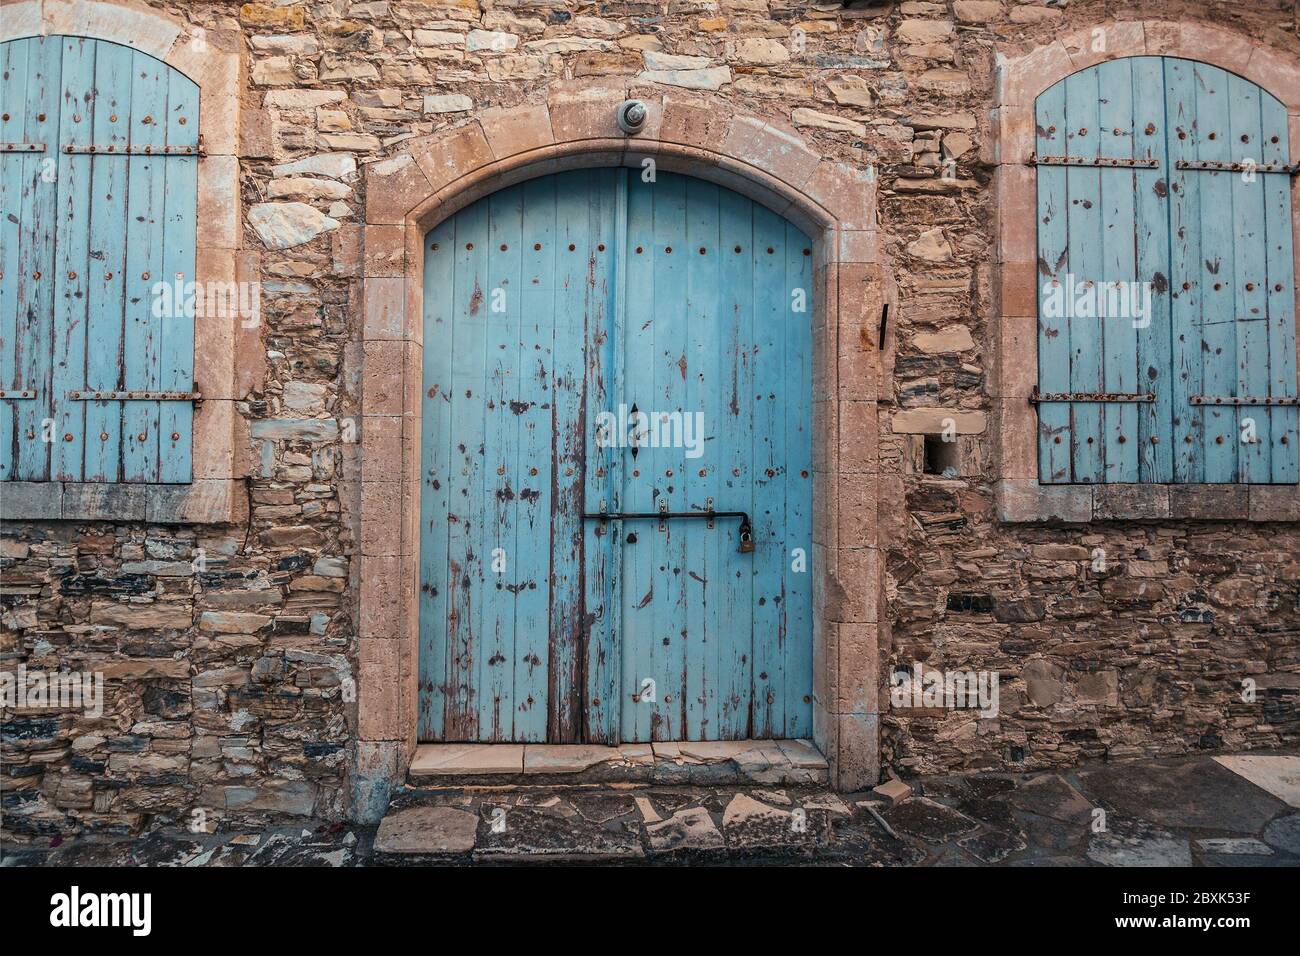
[2,0,1299,835]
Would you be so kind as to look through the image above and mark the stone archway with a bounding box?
[351,86,891,817]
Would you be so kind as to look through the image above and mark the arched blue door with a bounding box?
[418,169,814,744]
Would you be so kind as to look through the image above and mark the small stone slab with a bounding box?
[1087,833,1192,867]
[374,805,477,855]
[408,744,524,776]
[1076,757,1285,833]
[474,806,643,862]
[1196,837,1273,856]
[883,796,980,844]
[1262,813,1300,855]
[523,744,620,774]
[777,738,828,769]
[1213,756,1300,809]
[1007,774,1094,824]
[958,828,1027,864]
[646,807,725,854]
[722,792,805,849]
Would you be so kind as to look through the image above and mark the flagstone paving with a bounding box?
[3,751,1297,867]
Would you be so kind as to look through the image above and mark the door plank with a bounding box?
[418,214,457,740]
[512,175,557,741]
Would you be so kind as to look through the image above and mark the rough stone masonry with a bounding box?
[1,0,1298,838]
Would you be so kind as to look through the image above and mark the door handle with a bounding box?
[582,508,754,552]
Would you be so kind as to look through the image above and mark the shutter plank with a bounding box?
[418,214,456,741]
[0,39,33,480]
[15,38,63,480]
[51,37,93,481]
[1097,58,1140,482]
[1194,63,1239,482]
[1064,68,1105,482]
[1261,93,1298,482]
[1166,57,1205,482]
[1228,74,1271,482]
[158,69,198,482]
[1132,56,1174,481]
[121,49,167,482]
[1035,78,1072,482]
[83,40,132,482]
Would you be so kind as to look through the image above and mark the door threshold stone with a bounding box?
[407,739,829,787]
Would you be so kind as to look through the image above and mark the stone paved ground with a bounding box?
[4,751,1297,867]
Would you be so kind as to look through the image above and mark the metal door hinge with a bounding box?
[0,389,38,399]
[1,143,45,152]
[1176,160,1297,175]
[1029,389,1156,405]
[1029,153,1158,169]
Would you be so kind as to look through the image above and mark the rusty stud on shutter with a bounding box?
[33,271,40,279]
[598,243,605,252]
[68,271,76,280]
[568,243,575,251]
[138,432,147,442]
[1150,436,1159,444]
[1216,435,1224,444]
[179,116,186,125]
[142,272,149,280]
[1054,436,1062,444]
[171,432,180,441]
[63,433,72,441]
[1282,436,1289,445]
[466,242,473,250]
[1246,283,1255,291]
[100,432,108,441]
[1146,123,1156,135]
[37,113,45,121]
[1118,435,1127,444]
[1,113,7,121]
[534,243,542,251]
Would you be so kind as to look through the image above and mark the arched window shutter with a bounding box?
[0,36,199,483]
[1034,56,1297,485]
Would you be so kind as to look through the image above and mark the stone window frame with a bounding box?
[0,0,250,524]
[352,86,892,805]
[992,20,1300,524]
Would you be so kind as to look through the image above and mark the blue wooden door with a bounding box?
[419,170,814,743]
[1035,57,1297,483]
[0,36,199,483]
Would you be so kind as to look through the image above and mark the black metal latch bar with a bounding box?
[583,506,755,553]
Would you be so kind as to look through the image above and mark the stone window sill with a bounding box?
[0,480,248,525]
[995,480,1300,523]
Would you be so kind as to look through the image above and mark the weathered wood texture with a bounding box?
[419,171,814,744]
[1035,56,1297,484]
[0,36,198,483]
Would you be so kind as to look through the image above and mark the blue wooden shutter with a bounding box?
[0,36,198,483]
[1035,56,1297,484]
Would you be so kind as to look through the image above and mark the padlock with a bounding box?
[737,523,755,554]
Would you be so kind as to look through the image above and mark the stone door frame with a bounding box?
[353,87,890,813]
